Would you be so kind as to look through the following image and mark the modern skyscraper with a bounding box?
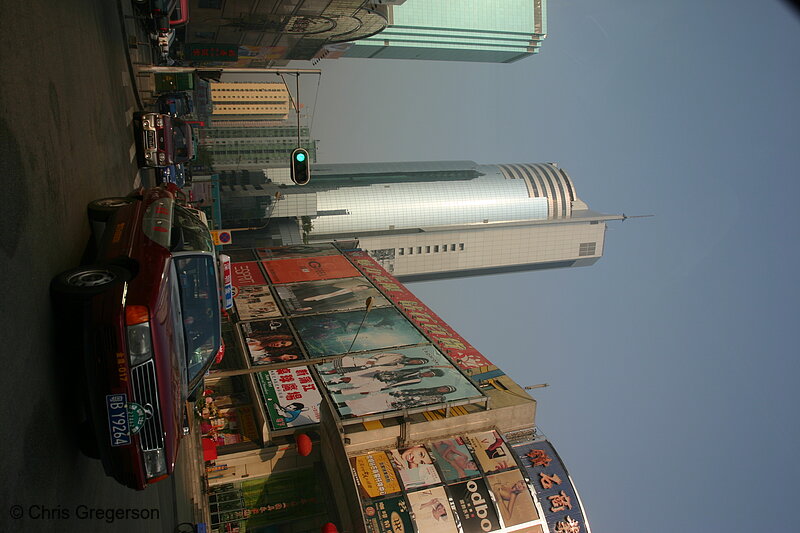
[197,125,317,171]
[220,160,622,281]
[341,0,547,63]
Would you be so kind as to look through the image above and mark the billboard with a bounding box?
[292,307,427,359]
[362,496,414,533]
[485,470,539,527]
[240,320,304,365]
[512,440,589,533]
[256,244,340,259]
[346,252,494,371]
[428,437,481,482]
[231,260,267,286]
[447,477,502,533]
[316,345,483,418]
[275,277,390,316]
[389,446,441,490]
[263,255,360,284]
[406,487,458,533]
[350,451,403,500]
[256,367,321,430]
[463,431,516,474]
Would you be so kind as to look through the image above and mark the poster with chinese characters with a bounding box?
[275,277,390,315]
[511,440,587,533]
[350,452,402,500]
[256,367,321,430]
[316,345,484,418]
[262,255,360,284]
[362,496,414,533]
[446,478,502,533]
[406,486,458,533]
[240,320,304,365]
[485,470,539,527]
[464,431,517,474]
[428,437,481,482]
[292,307,427,359]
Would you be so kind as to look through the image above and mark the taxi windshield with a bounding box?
[174,255,221,384]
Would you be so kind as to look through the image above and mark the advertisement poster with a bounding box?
[234,285,281,320]
[464,431,516,474]
[275,277,390,316]
[316,345,483,418]
[263,254,360,284]
[292,307,427,359]
[389,446,441,491]
[485,470,539,527]
[447,478,502,533]
[231,261,268,286]
[256,244,340,259]
[256,367,321,430]
[350,452,402,499]
[512,440,587,533]
[346,251,495,371]
[406,487,458,533]
[362,496,414,533]
[240,320,304,365]
[429,437,481,482]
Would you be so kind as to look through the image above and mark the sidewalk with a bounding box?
[170,406,211,531]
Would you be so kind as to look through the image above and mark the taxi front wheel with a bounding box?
[87,197,135,222]
[51,264,130,299]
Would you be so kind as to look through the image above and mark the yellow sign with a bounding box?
[211,230,232,246]
[351,452,402,499]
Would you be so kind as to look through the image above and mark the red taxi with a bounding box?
[51,186,222,489]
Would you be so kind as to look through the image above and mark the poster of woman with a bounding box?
[485,470,539,527]
[240,320,304,365]
[275,277,389,315]
[406,487,458,533]
[429,437,480,482]
[388,446,441,490]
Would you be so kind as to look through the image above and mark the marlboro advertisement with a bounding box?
[350,452,402,499]
[447,477,501,533]
[256,367,321,430]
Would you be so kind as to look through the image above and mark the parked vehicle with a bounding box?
[134,112,194,168]
[157,92,193,117]
[160,163,186,188]
[51,187,224,490]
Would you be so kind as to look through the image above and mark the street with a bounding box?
[0,1,191,531]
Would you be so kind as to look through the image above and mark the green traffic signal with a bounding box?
[295,152,306,163]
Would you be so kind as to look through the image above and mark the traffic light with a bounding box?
[290,148,311,185]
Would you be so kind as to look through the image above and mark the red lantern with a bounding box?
[295,433,312,456]
[321,523,338,533]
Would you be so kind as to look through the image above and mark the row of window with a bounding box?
[399,243,465,256]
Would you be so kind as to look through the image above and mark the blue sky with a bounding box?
[291,1,799,531]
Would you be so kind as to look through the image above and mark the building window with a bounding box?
[425,246,431,253]
[408,248,413,255]
[459,243,465,251]
[442,245,447,252]
[579,242,597,256]
[398,248,404,255]
[450,244,456,251]
[434,245,439,252]
[417,247,422,254]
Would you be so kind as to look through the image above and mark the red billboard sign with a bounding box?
[345,251,494,370]
[231,261,267,287]
[263,255,360,284]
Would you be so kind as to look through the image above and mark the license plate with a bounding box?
[106,394,131,447]
[146,130,156,149]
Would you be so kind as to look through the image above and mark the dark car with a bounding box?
[134,112,194,168]
[160,163,186,188]
[157,92,194,117]
[51,187,223,490]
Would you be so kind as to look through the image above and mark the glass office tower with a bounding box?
[221,160,621,281]
[342,0,547,63]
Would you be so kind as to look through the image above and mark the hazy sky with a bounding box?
[287,1,799,531]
